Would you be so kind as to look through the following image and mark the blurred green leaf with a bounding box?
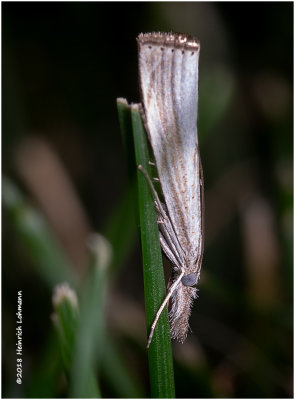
[101,336,145,398]
[69,233,111,398]
[103,181,138,278]
[3,176,76,288]
[199,67,235,139]
[52,283,79,373]
[25,331,63,398]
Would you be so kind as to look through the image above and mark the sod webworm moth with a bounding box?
[137,32,204,348]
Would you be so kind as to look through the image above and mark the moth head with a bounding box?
[181,273,197,287]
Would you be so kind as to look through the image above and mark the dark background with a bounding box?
[3,2,293,398]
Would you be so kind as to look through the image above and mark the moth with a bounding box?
[137,32,204,348]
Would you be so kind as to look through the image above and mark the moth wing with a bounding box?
[138,35,203,265]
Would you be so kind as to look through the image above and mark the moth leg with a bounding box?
[159,232,180,268]
[146,269,185,348]
[159,216,184,266]
[138,164,185,268]
[138,165,167,218]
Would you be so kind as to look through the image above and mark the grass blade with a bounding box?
[69,233,111,398]
[130,103,175,398]
[52,283,79,374]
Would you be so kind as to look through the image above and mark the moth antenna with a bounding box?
[147,269,185,348]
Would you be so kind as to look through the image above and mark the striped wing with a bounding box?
[138,33,203,268]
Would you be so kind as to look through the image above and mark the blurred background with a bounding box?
[2,2,293,398]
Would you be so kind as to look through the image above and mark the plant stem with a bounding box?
[130,102,175,398]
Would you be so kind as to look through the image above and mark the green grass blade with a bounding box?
[69,234,111,398]
[130,103,175,398]
[52,283,79,373]
[52,282,101,398]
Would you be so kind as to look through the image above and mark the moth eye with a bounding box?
[148,46,152,49]
[161,47,164,51]
[181,273,197,287]
[182,50,184,54]
[191,52,194,55]
[171,49,174,52]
